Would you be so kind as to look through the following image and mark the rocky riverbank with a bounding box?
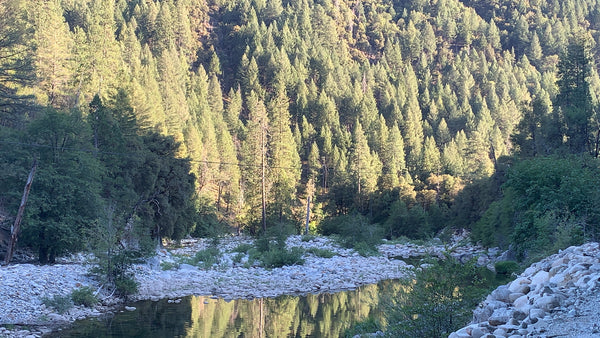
[450,242,600,338]
[0,234,488,337]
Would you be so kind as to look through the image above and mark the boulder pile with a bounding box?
[450,242,600,338]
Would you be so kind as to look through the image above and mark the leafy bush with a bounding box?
[320,214,383,256]
[343,317,382,338]
[261,247,305,268]
[494,261,520,275]
[472,155,600,260]
[305,247,336,258]
[42,294,73,314]
[232,252,245,264]
[192,246,221,269]
[231,243,254,254]
[245,234,305,268]
[160,261,180,271]
[90,249,141,298]
[384,256,494,337]
[301,235,316,242]
[115,276,138,296]
[71,286,98,307]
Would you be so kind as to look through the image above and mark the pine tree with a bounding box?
[267,82,301,223]
[32,0,73,108]
[555,32,593,153]
[240,91,270,232]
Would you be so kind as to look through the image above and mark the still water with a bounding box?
[49,280,402,338]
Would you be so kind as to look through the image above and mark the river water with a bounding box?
[49,280,403,337]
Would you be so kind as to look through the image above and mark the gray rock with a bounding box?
[489,307,513,326]
[534,295,559,312]
[529,308,546,320]
[471,327,486,338]
[508,292,525,303]
[492,285,512,303]
[512,310,527,321]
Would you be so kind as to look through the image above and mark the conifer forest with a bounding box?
[1,0,600,263]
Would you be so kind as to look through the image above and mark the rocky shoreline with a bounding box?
[0,234,488,337]
[450,242,600,338]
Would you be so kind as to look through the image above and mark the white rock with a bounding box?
[529,308,546,320]
[534,295,559,312]
[531,271,550,288]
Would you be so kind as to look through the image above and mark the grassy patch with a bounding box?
[305,247,336,258]
[160,261,180,271]
[42,294,73,314]
[231,243,254,254]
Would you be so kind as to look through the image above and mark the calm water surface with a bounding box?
[49,280,402,338]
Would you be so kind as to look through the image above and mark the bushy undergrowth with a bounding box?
[384,256,495,337]
[342,317,383,338]
[71,286,98,307]
[246,235,305,268]
[472,155,600,261]
[320,214,382,256]
[495,260,520,275]
[42,294,73,314]
[191,246,221,269]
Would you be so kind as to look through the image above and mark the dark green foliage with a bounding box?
[260,246,305,268]
[385,257,493,337]
[472,155,600,260]
[247,235,305,268]
[11,108,102,263]
[319,214,382,255]
[191,246,221,269]
[42,294,73,314]
[0,0,35,127]
[71,287,98,307]
[90,249,140,297]
[343,317,383,338]
[494,261,520,275]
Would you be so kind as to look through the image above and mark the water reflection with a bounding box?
[49,280,403,338]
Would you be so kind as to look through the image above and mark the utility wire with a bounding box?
[0,140,302,170]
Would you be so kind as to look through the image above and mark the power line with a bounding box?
[0,140,302,171]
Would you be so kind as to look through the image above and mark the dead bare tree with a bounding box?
[4,159,37,265]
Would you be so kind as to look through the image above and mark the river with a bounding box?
[48,280,404,337]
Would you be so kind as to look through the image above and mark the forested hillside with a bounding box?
[1,0,599,263]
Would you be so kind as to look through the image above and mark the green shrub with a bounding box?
[160,261,180,271]
[71,287,98,307]
[192,246,221,269]
[261,247,305,268]
[231,243,254,254]
[384,256,494,337]
[301,235,316,242]
[494,261,520,275]
[305,247,336,258]
[42,294,73,314]
[320,214,383,255]
[115,276,138,297]
[343,317,382,338]
[353,241,379,257]
[232,252,245,264]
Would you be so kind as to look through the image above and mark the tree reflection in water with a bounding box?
[49,280,404,338]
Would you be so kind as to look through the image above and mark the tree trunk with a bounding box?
[4,159,37,265]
